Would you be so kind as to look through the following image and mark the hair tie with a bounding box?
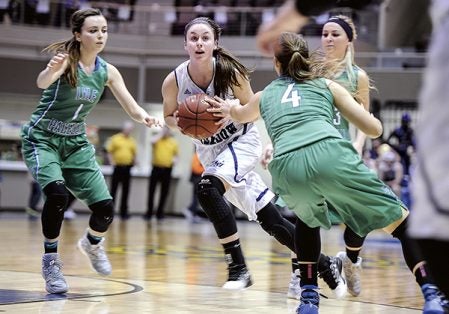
[327,17,353,42]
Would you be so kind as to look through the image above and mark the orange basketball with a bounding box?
[177,93,221,140]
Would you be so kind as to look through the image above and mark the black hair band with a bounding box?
[327,17,353,42]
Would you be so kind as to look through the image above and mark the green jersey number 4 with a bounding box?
[281,83,301,108]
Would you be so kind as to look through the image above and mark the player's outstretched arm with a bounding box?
[107,63,161,128]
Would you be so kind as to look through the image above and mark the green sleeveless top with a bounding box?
[260,76,342,157]
[26,56,108,136]
[332,65,359,140]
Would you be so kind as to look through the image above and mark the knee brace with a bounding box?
[197,175,237,238]
[197,175,229,223]
[88,199,114,233]
[256,203,295,252]
[42,180,69,239]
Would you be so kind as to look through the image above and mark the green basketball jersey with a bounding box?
[26,56,108,136]
[331,65,359,140]
[259,76,342,157]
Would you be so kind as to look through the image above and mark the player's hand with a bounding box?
[260,144,274,169]
[206,96,235,125]
[47,52,69,73]
[143,115,163,128]
[256,0,309,56]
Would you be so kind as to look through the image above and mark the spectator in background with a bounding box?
[362,148,377,174]
[25,177,42,220]
[369,137,382,160]
[0,0,11,23]
[182,150,204,223]
[377,150,403,197]
[54,0,90,28]
[386,112,416,175]
[107,121,137,220]
[144,126,179,221]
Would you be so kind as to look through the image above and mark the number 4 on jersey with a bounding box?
[281,83,301,108]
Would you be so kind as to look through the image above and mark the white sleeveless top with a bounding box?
[174,59,253,147]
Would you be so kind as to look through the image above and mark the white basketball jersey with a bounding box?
[174,59,274,219]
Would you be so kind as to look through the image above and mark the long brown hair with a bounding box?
[42,8,103,87]
[184,17,252,98]
[274,32,333,82]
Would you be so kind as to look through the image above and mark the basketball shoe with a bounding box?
[336,251,362,296]
[42,253,68,294]
[422,284,449,314]
[297,285,319,314]
[222,264,253,290]
[77,233,112,275]
[287,269,301,299]
[318,256,347,299]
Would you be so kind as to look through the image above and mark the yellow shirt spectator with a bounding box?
[152,137,179,168]
[107,133,137,166]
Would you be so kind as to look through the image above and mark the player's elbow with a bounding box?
[365,123,383,138]
[36,80,49,89]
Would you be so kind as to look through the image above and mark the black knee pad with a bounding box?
[256,203,295,252]
[88,199,114,232]
[42,180,70,239]
[197,175,230,223]
[43,180,70,212]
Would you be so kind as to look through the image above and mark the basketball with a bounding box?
[177,93,221,139]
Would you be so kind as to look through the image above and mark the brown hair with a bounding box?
[274,32,333,82]
[184,17,252,98]
[43,8,104,87]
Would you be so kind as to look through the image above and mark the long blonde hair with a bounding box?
[324,15,358,88]
[42,8,103,87]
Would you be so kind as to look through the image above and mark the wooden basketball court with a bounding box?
[0,212,423,313]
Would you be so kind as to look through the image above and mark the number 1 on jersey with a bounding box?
[281,83,301,108]
[72,104,84,120]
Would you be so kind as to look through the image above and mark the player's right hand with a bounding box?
[47,52,69,73]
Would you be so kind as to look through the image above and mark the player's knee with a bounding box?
[343,227,366,248]
[257,203,295,249]
[197,175,230,223]
[88,199,114,232]
[391,217,408,240]
[43,180,70,213]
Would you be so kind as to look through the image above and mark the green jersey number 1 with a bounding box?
[281,83,301,108]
